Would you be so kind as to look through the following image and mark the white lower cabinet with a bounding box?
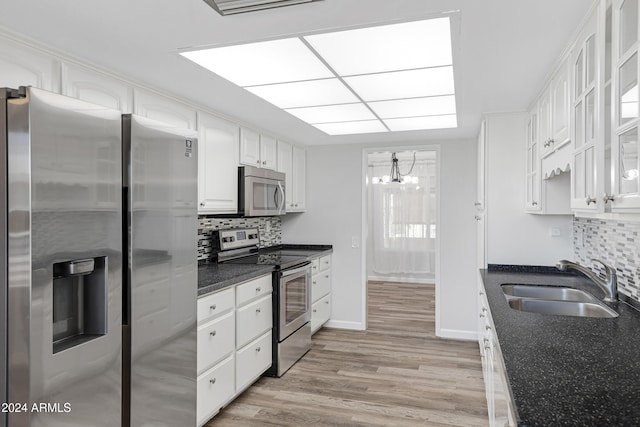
[236,331,273,393]
[197,355,235,425]
[196,274,273,426]
[478,280,516,427]
[310,254,332,334]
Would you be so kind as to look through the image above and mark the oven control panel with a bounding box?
[218,227,260,251]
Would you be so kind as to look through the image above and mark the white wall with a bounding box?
[283,139,479,338]
[485,113,574,265]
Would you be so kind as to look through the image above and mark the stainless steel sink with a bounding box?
[507,299,619,318]
[501,284,599,303]
[501,283,618,318]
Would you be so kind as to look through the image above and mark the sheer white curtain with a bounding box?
[368,156,436,278]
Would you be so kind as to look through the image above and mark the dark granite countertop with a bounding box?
[197,245,332,297]
[481,267,640,427]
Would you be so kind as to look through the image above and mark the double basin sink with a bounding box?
[502,284,618,318]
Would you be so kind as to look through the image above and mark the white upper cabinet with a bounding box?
[197,112,239,214]
[570,3,607,212]
[277,141,294,210]
[259,134,277,170]
[291,146,306,212]
[239,127,261,167]
[61,63,132,112]
[525,110,541,212]
[611,0,640,211]
[133,88,197,130]
[538,57,571,158]
[239,128,277,170]
[0,38,60,92]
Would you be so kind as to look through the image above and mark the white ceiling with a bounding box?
[0,0,593,146]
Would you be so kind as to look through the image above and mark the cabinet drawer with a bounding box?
[197,355,235,426]
[311,293,331,334]
[319,254,331,271]
[198,287,234,325]
[236,274,272,307]
[312,270,331,302]
[310,258,320,275]
[236,295,272,348]
[236,331,272,392]
[197,311,235,374]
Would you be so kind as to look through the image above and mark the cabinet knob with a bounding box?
[210,330,216,337]
[474,215,481,221]
[603,194,615,204]
[313,281,317,285]
[256,286,261,292]
[480,313,485,318]
[256,308,262,313]
[586,196,597,205]
[325,275,329,279]
[256,346,261,352]
[313,309,317,313]
[325,300,329,304]
[199,202,205,207]
[532,201,538,206]
[209,378,216,385]
[210,304,216,311]
[485,325,491,331]
[474,202,481,207]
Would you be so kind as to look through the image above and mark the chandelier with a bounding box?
[372,152,419,184]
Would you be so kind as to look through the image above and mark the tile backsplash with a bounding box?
[197,216,282,262]
[573,217,640,302]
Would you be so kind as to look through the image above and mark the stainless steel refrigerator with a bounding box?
[1,87,197,427]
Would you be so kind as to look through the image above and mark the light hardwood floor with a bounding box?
[207,281,488,426]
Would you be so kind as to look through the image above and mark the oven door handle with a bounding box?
[281,262,311,277]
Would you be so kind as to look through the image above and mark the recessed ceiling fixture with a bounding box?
[180,16,457,135]
[202,0,323,16]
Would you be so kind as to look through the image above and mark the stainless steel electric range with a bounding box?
[214,228,312,377]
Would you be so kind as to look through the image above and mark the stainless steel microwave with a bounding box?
[238,165,286,216]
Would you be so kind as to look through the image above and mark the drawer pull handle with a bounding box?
[210,331,216,337]
[256,347,261,352]
[256,286,261,292]
[210,304,216,311]
[256,308,261,313]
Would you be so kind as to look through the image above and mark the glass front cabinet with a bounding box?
[611,0,640,210]
[571,2,608,212]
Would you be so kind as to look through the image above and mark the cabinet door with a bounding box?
[538,88,553,157]
[133,88,197,130]
[235,331,272,393]
[260,134,277,170]
[311,293,331,334]
[236,295,272,349]
[571,6,606,212]
[291,146,307,211]
[197,112,239,214]
[197,312,235,374]
[0,39,60,92]
[277,141,294,210]
[551,57,571,148]
[240,127,261,167]
[525,110,541,211]
[611,0,640,210]
[61,63,132,112]
[197,355,235,426]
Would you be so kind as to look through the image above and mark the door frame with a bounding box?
[361,144,441,332]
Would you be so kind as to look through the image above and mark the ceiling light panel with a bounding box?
[368,95,456,119]
[344,66,455,102]
[246,78,359,109]
[180,38,333,86]
[304,17,452,75]
[285,103,375,123]
[384,114,457,131]
[312,120,388,135]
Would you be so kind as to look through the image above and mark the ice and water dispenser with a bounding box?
[52,256,108,354]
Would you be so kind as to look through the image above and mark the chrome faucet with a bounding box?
[556,259,618,302]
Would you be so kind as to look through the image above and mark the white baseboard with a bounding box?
[324,320,365,331]
[436,328,478,341]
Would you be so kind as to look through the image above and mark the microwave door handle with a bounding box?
[277,182,285,212]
